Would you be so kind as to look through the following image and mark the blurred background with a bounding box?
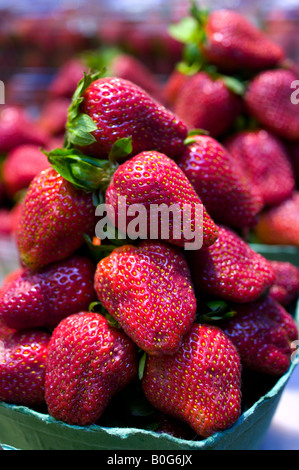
[0,0,298,111]
[0,0,298,451]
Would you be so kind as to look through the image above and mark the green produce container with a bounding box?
[250,244,299,267]
[0,301,298,451]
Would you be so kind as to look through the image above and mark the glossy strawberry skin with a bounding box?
[177,134,263,229]
[245,69,299,141]
[142,323,242,438]
[0,329,50,406]
[202,9,284,72]
[174,72,242,137]
[16,167,97,270]
[2,144,51,198]
[79,77,188,159]
[225,130,295,207]
[94,241,197,356]
[220,296,298,376]
[45,312,138,426]
[269,261,299,307]
[105,151,218,249]
[0,255,97,330]
[187,225,275,303]
[255,192,299,246]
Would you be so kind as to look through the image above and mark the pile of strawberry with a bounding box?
[0,7,299,442]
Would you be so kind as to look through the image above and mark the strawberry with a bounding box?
[0,319,15,338]
[0,209,16,236]
[48,58,87,99]
[2,144,51,198]
[225,130,295,207]
[0,329,50,406]
[201,9,284,72]
[187,225,275,303]
[107,52,164,103]
[268,260,299,307]
[154,413,197,440]
[65,74,188,160]
[173,72,243,137]
[288,142,299,182]
[219,296,298,376]
[177,134,263,229]
[94,241,197,356]
[244,69,299,141]
[16,167,97,270]
[0,255,96,330]
[0,106,49,154]
[254,192,299,246]
[38,98,70,136]
[45,311,138,426]
[105,150,219,249]
[141,323,242,438]
[163,69,191,108]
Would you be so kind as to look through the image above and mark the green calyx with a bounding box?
[89,301,121,329]
[79,46,122,75]
[169,2,247,96]
[65,70,104,149]
[168,1,209,76]
[196,300,236,323]
[44,136,133,194]
[44,147,116,193]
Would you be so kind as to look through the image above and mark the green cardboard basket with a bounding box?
[0,242,298,450]
[249,244,299,267]
[0,299,298,451]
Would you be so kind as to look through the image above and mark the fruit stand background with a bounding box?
[0,0,298,450]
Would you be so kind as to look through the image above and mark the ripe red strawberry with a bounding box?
[49,58,87,99]
[142,323,242,438]
[254,192,299,246]
[38,98,70,136]
[173,72,242,137]
[108,53,164,103]
[45,311,138,426]
[177,134,263,229]
[2,144,51,198]
[187,225,275,303]
[94,241,197,356]
[105,150,218,249]
[163,69,191,108]
[245,69,299,141]
[268,260,299,307]
[66,75,188,160]
[201,9,284,71]
[16,167,97,270]
[154,413,197,440]
[0,255,96,330]
[288,142,299,182]
[0,329,50,406]
[0,106,49,154]
[219,296,298,376]
[0,319,15,338]
[225,130,295,207]
[0,209,16,236]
